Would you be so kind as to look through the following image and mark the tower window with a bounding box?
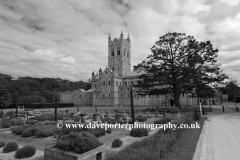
[125,82,127,85]
[109,81,111,85]
[109,94,110,97]
[117,48,120,55]
[111,50,114,56]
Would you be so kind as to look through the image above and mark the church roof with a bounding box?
[124,70,145,77]
[94,73,99,79]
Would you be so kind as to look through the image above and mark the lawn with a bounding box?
[163,117,207,160]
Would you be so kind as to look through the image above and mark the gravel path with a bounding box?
[194,104,240,160]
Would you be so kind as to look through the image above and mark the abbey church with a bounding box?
[60,31,197,107]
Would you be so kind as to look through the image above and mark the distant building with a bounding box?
[60,32,197,107]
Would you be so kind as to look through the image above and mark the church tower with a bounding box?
[108,31,131,77]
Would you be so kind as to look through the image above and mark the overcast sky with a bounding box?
[0,0,240,82]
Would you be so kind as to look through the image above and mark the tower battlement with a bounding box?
[108,31,131,77]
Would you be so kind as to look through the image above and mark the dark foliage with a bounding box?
[12,126,25,135]
[133,32,228,108]
[15,145,36,159]
[0,141,5,148]
[130,128,148,137]
[56,132,100,154]
[3,142,18,153]
[2,122,11,128]
[0,73,91,104]
[112,139,123,148]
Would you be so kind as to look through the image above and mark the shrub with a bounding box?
[130,128,148,137]
[93,113,100,116]
[106,128,112,134]
[12,126,25,135]
[162,117,171,122]
[112,139,123,148]
[21,127,39,137]
[13,119,24,126]
[128,119,133,124]
[168,108,179,114]
[54,133,58,138]
[3,142,18,153]
[15,145,36,159]
[115,113,122,117]
[154,119,167,125]
[2,122,12,128]
[25,120,36,125]
[44,121,57,125]
[8,119,15,125]
[56,132,100,154]
[136,116,146,122]
[74,117,80,122]
[21,129,32,137]
[35,129,53,138]
[0,141,5,148]
[87,128,106,137]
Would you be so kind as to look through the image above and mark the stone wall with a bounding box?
[44,144,107,160]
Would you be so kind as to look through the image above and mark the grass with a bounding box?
[163,117,207,160]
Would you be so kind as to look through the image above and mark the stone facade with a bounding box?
[60,32,197,107]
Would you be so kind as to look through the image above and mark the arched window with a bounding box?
[127,50,129,58]
[117,48,120,55]
[124,48,126,56]
[111,50,114,56]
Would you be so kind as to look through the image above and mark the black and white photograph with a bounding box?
[0,0,240,160]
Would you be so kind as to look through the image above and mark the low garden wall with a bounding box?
[44,144,107,160]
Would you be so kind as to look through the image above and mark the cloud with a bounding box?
[0,0,239,82]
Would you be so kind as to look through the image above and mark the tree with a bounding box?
[0,89,11,107]
[196,82,215,98]
[134,32,228,108]
[224,80,240,101]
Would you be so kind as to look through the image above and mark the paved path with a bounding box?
[194,103,240,160]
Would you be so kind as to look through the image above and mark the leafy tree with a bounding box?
[224,80,240,101]
[196,82,215,98]
[0,89,11,107]
[0,73,91,105]
[134,32,228,108]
